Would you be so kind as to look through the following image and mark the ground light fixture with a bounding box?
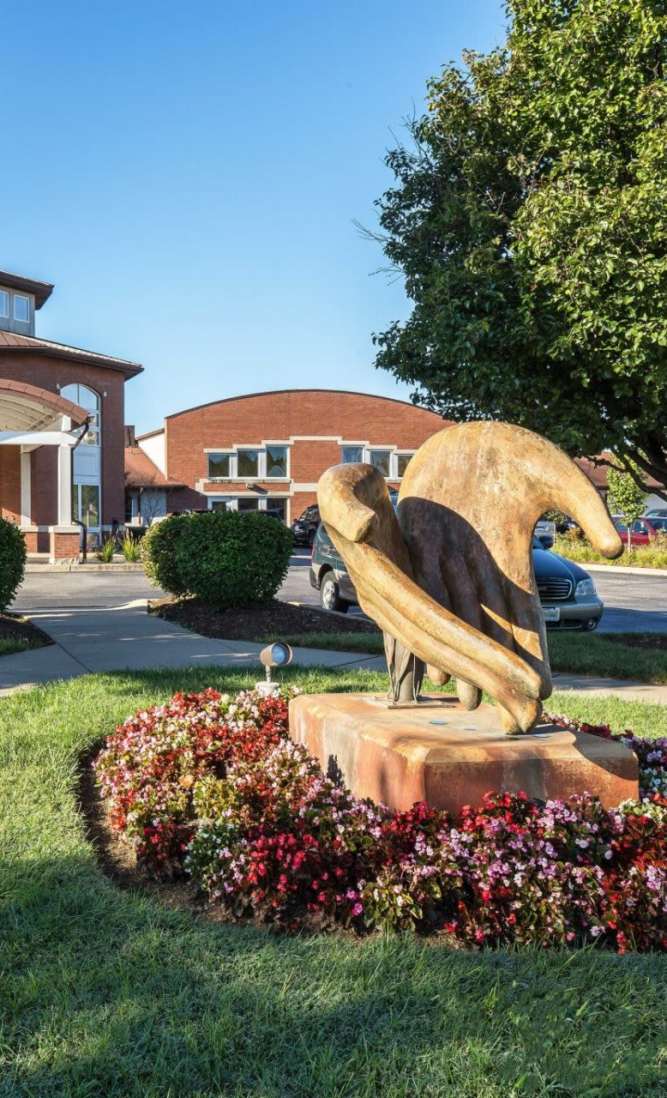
[257,641,293,694]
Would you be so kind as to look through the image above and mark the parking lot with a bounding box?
[281,553,667,634]
[11,554,667,635]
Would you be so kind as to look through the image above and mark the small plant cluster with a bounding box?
[0,518,26,611]
[554,533,667,569]
[141,511,293,608]
[95,689,667,951]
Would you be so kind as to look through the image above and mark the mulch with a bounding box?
[148,596,381,640]
[0,612,52,650]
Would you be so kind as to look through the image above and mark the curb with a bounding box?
[575,562,667,578]
[25,562,145,574]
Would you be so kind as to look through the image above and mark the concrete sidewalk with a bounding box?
[2,599,667,705]
[0,601,381,696]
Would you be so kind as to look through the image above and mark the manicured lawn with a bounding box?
[260,629,667,687]
[1,667,666,1097]
[548,631,667,685]
[259,629,385,654]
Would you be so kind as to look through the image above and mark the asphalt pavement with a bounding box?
[282,553,667,634]
[11,553,667,633]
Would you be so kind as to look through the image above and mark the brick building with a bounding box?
[134,390,448,525]
[0,268,142,558]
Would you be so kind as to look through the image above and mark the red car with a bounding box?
[612,515,667,546]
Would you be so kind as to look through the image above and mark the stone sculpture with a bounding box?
[318,422,623,733]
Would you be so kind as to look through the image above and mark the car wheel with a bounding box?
[320,573,348,613]
[583,618,599,631]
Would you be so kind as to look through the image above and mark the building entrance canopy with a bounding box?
[0,378,88,437]
[0,378,90,540]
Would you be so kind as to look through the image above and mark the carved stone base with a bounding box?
[289,694,638,813]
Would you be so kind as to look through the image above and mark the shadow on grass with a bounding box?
[3,851,666,1098]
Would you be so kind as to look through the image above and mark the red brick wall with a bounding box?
[163,390,447,520]
[0,445,20,523]
[0,354,127,526]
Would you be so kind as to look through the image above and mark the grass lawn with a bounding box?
[0,636,32,657]
[260,629,667,687]
[1,667,666,1098]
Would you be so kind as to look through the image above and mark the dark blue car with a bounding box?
[309,524,603,630]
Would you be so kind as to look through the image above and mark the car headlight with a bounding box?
[575,578,597,599]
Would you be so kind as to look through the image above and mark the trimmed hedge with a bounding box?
[0,518,26,612]
[142,511,293,607]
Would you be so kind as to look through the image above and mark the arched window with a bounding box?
[60,383,100,445]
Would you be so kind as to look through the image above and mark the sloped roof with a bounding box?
[125,445,182,489]
[576,453,661,490]
[0,330,143,377]
[0,269,54,309]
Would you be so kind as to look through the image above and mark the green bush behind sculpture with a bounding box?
[142,511,294,607]
[0,518,26,612]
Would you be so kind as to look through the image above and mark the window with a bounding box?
[369,450,391,477]
[13,294,30,322]
[72,484,100,527]
[0,290,8,318]
[266,445,287,478]
[208,453,231,479]
[267,499,287,521]
[237,497,259,511]
[211,499,231,512]
[397,453,414,478]
[61,383,101,445]
[237,450,259,478]
[341,445,363,464]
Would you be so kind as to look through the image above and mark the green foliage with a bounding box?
[120,532,141,562]
[96,536,115,563]
[607,464,647,543]
[373,0,667,493]
[141,514,188,594]
[142,510,294,607]
[1,669,667,1097]
[0,518,26,611]
[555,533,667,568]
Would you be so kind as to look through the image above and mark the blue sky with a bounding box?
[3,0,506,434]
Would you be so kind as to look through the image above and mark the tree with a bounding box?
[372,0,667,498]
[606,465,646,547]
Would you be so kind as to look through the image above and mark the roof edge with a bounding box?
[0,269,54,309]
[0,332,143,378]
[164,388,445,422]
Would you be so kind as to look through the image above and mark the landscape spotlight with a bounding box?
[257,641,293,694]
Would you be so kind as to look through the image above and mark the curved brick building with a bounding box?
[133,390,448,525]
[0,268,142,559]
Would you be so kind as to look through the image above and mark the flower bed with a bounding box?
[94,689,667,952]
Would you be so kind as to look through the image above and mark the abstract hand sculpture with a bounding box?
[318,422,623,733]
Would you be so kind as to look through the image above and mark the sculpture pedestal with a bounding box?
[289,694,638,812]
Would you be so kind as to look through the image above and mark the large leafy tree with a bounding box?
[373,0,667,496]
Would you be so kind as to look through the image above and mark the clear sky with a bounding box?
[3,0,506,434]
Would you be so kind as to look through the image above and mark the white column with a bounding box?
[20,449,31,526]
[57,441,73,526]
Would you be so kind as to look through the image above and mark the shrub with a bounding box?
[0,518,26,611]
[96,536,115,563]
[95,688,667,951]
[121,533,141,562]
[142,511,293,607]
[141,515,188,596]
